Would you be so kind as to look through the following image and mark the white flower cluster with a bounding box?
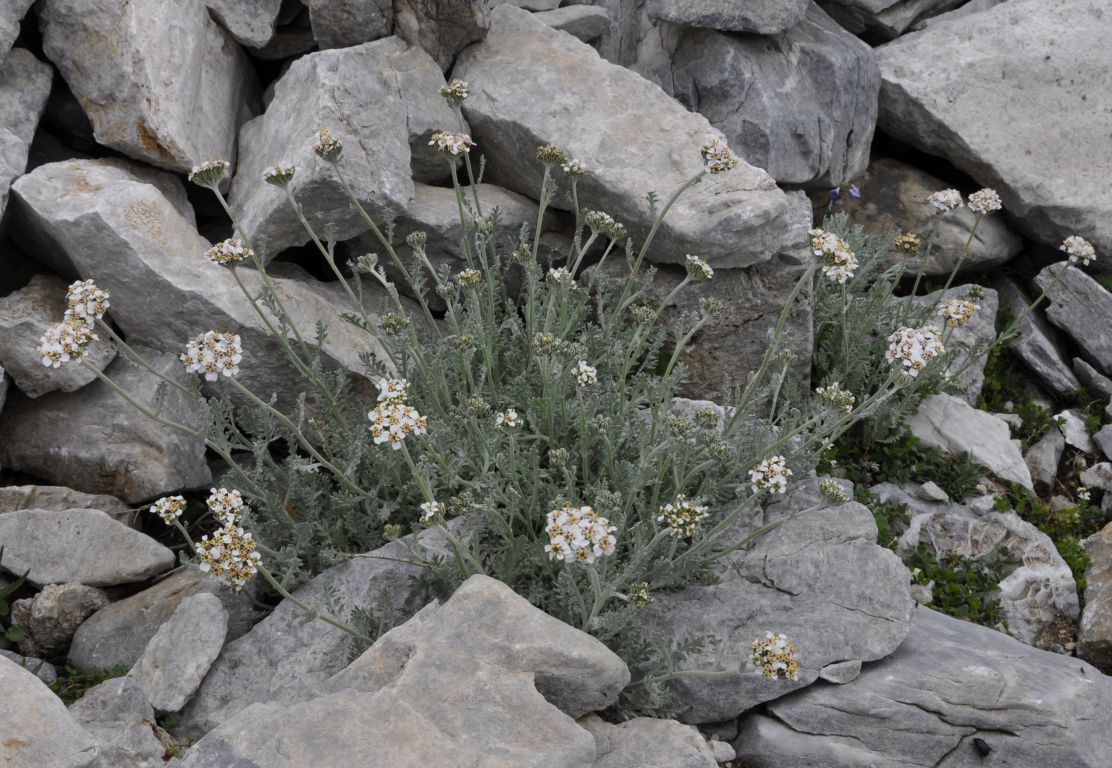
[819,479,850,505]
[544,503,617,564]
[886,326,944,378]
[39,321,98,368]
[495,408,522,429]
[181,331,243,381]
[751,632,800,680]
[815,381,856,413]
[263,163,295,186]
[547,267,576,288]
[701,138,738,174]
[313,129,343,162]
[583,210,627,241]
[438,77,470,105]
[419,500,445,522]
[368,378,428,450]
[196,520,261,591]
[207,487,246,524]
[808,228,859,284]
[561,157,585,177]
[149,495,187,525]
[750,455,793,494]
[967,188,1002,214]
[429,130,474,156]
[657,495,710,539]
[188,159,228,186]
[573,360,597,386]
[684,254,714,282]
[939,298,979,328]
[205,238,253,266]
[66,280,111,328]
[1061,235,1096,267]
[928,188,963,211]
[456,268,481,288]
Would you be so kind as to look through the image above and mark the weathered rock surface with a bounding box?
[994,275,1080,396]
[38,0,258,172]
[581,714,718,768]
[0,274,117,397]
[735,607,1112,768]
[1035,263,1112,377]
[11,583,108,657]
[179,575,627,767]
[0,363,7,414]
[68,675,166,768]
[133,592,228,712]
[534,5,611,41]
[820,0,965,39]
[0,347,212,502]
[1079,522,1112,671]
[1057,408,1094,453]
[0,0,34,55]
[1075,357,1112,401]
[455,5,791,268]
[0,508,174,586]
[648,0,809,34]
[902,285,996,404]
[878,0,1112,257]
[1025,428,1065,492]
[669,4,879,188]
[0,649,57,684]
[640,488,914,724]
[395,0,491,70]
[0,654,97,768]
[69,567,253,671]
[1095,424,1112,462]
[0,48,51,219]
[0,485,134,527]
[908,394,1032,489]
[304,0,392,49]
[898,509,1079,646]
[1080,462,1112,493]
[231,37,457,259]
[205,0,282,47]
[843,159,1021,276]
[11,159,393,406]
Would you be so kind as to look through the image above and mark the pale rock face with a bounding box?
[303,0,393,49]
[205,0,283,48]
[394,0,491,70]
[993,276,1080,397]
[10,583,108,657]
[1035,264,1112,378]
[647,0,809,34]
[0,48,51,219]
[820,0,966,39]
[0,0,36,55]
[0,655,98,768]
[1079,522,1112,671]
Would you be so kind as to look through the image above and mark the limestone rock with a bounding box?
[1035,263,1112,377]
[1095,425,1112,462]
[907,394,1033,489]
[877,0,1112,257]
[0,363,7,414]
[1025,429,1065,491]
[820,0,965,39]
[534,5,611,42]
[1057,408,1094,453]
[842,159,1021,276]
[581,715,718,768]
[817,659,861,684]
[0,655,97,768]
[68,675,166,768]
[304,0,392,49]
[647,0,808,34]
[179,576,627,767]
[454,5,791,268]
[0,347,212,503]
[0,649,57,684]
[0,48,51,219]
[1075,357,1112,401]
[736,607,1112,768]
[205,0,283,47]
[0,485,134,527]
[11,583,108,657]
[669,4,880,188]
[898,510,1079,646]
[0,509,174,587]
[395,0,491,70]
[0,274,117,397]
[133,592,228,712]
[0,0,34,55]
[639,489,914,723]
[231,37,458,259]
[993,275,1080,396]
[1079,522,1112,671]
[1080,463,1112,493]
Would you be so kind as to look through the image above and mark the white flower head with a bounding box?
[928,189,963,212]
[419,500,445,522]
[181,331,243,381]
[684,254,714,282]
[546,267,576,289]
[939,298,979,328]
[573,360,598,387]
[1078,487,1091,502]
[751,632,800,681]
[195,521,261,591]
[429,130,474,157]
[815,381,855,413]
[1060,235,1096,267]
[438,78,470,106]
[495,408,522,429]
[368,380,427,450]
[456,268,482,289]
[750,455,793,495]
[207,487,246,525]
[313,129,343,162]
[967,188,1002,214]
[545,503,617,565]
[886,326,945,378]
[188,159,228,187]
[561,157,585,178]
[65,279,110,328]
[808,228,858,284]
[39,320,98,368]
[657,495,710,539]
[149,495,187,525]
[263,163,295,186]
[701,138,738,174]
[205,238,253,266]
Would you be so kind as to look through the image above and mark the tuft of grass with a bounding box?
[48,665,129,705]
[905,546,1012,629]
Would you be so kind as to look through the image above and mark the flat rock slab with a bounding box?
[736,607,1112,767]
[0,508,174,587]
[0,654,97,768]
[454,4,791,268]
[1035,263,1112,378]
[205,0,282,47]
[179,576,628,767]
[993,275,1079,396]
[68,675,166,768]
[0,485,134,527]
[582,715,718,768]
[820,0,965,39]
[669,4,879,187]
[394,0,491,70]
[908,394,1032,489]
[878,0,1112,256]
[0,48,51,219]
[1080,522,1112,671]
[304,0,392,49]
[38,0,258,172]
[640,493,914,723]
[133,592,228,712]
[648,0,809,34]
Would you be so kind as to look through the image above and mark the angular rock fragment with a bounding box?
[205,0,282,48]
[0,655,97,768]
[1035,263,1112,378]
[303,0,392,49]
[395,0,491,69]
[0,485,134,527]
[534,5,611,42]
[11,583,108,657]
[68,676,166,768]
[0,48,51,219]
[993,275,1080,396]
[648,0,809,34]
[820,0,965,40]
[0,0,34,56]
[581,715,718,768]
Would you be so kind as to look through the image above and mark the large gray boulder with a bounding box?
[669,4,879,188]
[647,0,809,34]
[993,275,1080,396]
[38,0,258,172]
[639,487,914,724]
[0,508,174,586]
[230,37,457,259]
[395,0,491,70]
[581,715,718,768]
[1079,522,1112,672]
[0,274,117,398]
[0,347,212,503]
[0,48,51,219]
[735,607,1112,767]
[0,655,97,768]
[534,5,611,42]
[68,676,166,768]
[820,0,965,40]
[842,158,1021,276]
[454,5,791,268]
[908,394,1033,489]
[877,0,1112,257]
[303,0,392,49]
[0,485,134,527]
[205,0,282,47]
[10,583,108,657]
[1035,263,1112,377]
[178,575,628,767]
[0,0,35,56]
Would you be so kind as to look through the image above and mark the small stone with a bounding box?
[992,276,1079,396]
[648,0,809,34]
[205,0,282,47]
[581,714,719,768]
[915,481,949,503]
[303,0,392,49]
[68,675,166,768]
[0,649,57,685]
[909,582,933,605]
[709,739,735,764]
[394,0,490,70]
[1080,463,1112,493]
[0,485,134,527]
[1056,409,1094,453]
[1079,523,1112,671]
[1094,425,1112,461]
[0,654,97,768]
[10,583,108,657]
[818,659,862,684]
[1074,357,1112,401]
[1025,429,1065,491]
[533,5,610,42]
[133,592,228,712]
[994,413,1023,432]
